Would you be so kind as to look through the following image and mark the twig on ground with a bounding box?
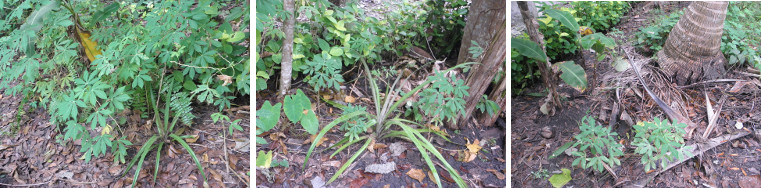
[677,79,747,89]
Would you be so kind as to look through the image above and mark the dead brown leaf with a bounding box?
[407,168,426,183]
[730,81,750,93]
[0,144,15,151]
[486,169,505,180]
[345,95,357,103]
[184,135,200,143]
[216,74,233,86]
[209,168,223,182]
[383,184,390,188]
[304,134,329,147]
[324,161,341,168]
[108,165,122,175]
[739,175,761,188]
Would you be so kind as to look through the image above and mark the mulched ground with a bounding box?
[511,2,761,188]
[255,69,507,188]
[0,82,251,187]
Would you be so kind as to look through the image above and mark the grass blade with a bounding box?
[327,138,371,184]
[398,125,442,188]
[303,111,366,169]
[153,142,164,182]
[169,134,206,183]
[395,120,467,187]
[549,141,575,159]
[131,135,159,188]
[330,136,367,158]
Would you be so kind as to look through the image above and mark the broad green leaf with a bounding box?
[329,47,343,56]
[544,9,580,38]
[257,101,281,132]
[611,56,630,72]
[557,61,587,92]
[283,89,311,124]
[92,3,120,23]
[318,38,330,51]
[300,110,319,135]
[511,38,547,62]
[548,168,572,188]
[228,31,245,43]
[334,20,346,31]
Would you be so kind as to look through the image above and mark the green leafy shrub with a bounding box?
[633,10,682,53]
[510,37,541,95]
[404,71,469,125]
[476,95,499,116]
[535,6,579,61]
[570,115,623,173]
[722,2,761,69]
[303,62,474,188]
[571,1,631,32]
[631,118,693,172]
[1,1,249,185]
[300,51,345,91]
[421,0,468,57]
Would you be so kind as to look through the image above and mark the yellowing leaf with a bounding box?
[75,27,102,62]
[101,124,112,135]
[406,168,426,183]
[466,138,482,153]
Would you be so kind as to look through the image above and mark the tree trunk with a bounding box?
[456,0,506,65]
[449,23,505,129]
[447,0,506,129]
[517,1,561,115]
[477,75,506,127]
[279,0,295,99]
[657,2,728,85]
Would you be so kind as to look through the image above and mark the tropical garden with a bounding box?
[256,0,507,187]
[511,1,761,187]
[0,0,250,187]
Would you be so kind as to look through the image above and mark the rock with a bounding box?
[389,142,406,157]
[309,176,325,188]
[365,161,396,174]
[541,126,553,139]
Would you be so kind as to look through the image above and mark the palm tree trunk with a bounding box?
[657,2,728,85]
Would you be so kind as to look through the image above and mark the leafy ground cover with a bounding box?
[256,0,507,187]
[512,2,761,187]
[0,0,250,187]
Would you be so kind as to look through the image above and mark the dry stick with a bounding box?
[702,94,727,139]
[623,49,699,139]
[677,79,747,89]
[627,130,754,187]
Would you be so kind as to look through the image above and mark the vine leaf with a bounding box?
[91,3,120,24]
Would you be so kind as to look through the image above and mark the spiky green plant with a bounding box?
[302,60,474,188]
[120,80,206,188]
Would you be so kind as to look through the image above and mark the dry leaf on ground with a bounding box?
[486,169,505,180]
[304,134,329,147]
[407,168,426,183]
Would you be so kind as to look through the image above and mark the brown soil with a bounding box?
[0,81,251,187]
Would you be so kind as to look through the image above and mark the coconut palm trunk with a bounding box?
[657,2,728,85]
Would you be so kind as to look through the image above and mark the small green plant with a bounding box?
[211,112,243,135]
[631,117,693,172]
[255,101,281,145]
[722,2,761,69]
[633,11,682,53]
[476,95,499,116]
[339,104,371,142]
[570,115,623,173]
[303,61,474,188]
[121,81,206,188]
[404,71,469,126]
[300,51,345,92]
[532,168,550,179]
